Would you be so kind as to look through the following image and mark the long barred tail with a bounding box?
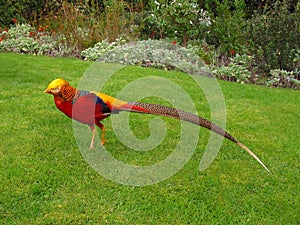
[119,102,270,172]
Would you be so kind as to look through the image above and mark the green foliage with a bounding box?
[81,38,127,61]
[186,39,216,64]
[212,54,252,83]
[38,0,138,54]
[247,1,300,71]
[206,0,248,55]
[0,23,73,56]
[266,69,300,89]
[243,0,299,17]
[292,48,300,69]
[96,40,210,75]
[144,0,211,45]
[0,0,34,27]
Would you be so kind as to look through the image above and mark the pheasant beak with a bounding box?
[44,88,51,94]
[44,87,61,95]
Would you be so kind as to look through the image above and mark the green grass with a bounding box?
[0,52,299,224]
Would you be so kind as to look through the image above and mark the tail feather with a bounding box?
[119,102,269,172]
[121,102,236,142]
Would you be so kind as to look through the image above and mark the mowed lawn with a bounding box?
[0,53,299,224]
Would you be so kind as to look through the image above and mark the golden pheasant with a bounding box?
[45,78,269,172]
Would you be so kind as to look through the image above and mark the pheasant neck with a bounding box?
[60,85,79,102]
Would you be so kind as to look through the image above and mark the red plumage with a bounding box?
[54,92,111,125]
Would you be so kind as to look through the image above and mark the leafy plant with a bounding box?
[186,39,216,65]
[247,1,300,71]
[97,39,210,75]
[0,23,73,56]
[0,24,45,54]
[38,0,139,55]
[206,0,248,55]
[81,38,127,61]
[0,0,31,27]
[266,69,300,89]
[211,54,252,83]
[144,0,211,46]
[291,48,300,69]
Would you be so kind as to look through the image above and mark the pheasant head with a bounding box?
[44,78,78,101]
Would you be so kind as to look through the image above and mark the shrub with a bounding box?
[186,39,216,65]
[0,23,72,56]
[38,0,139,55]
[144,0,211,46]
[266,69,300,89]
[205,0,248,55]
[211,54,252,83]
[97,39,211,75]
[292,49,300,69]
[246,2,300,71]
[0,0,37,27]
[0,24,44,54]
[81,38,127,61]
